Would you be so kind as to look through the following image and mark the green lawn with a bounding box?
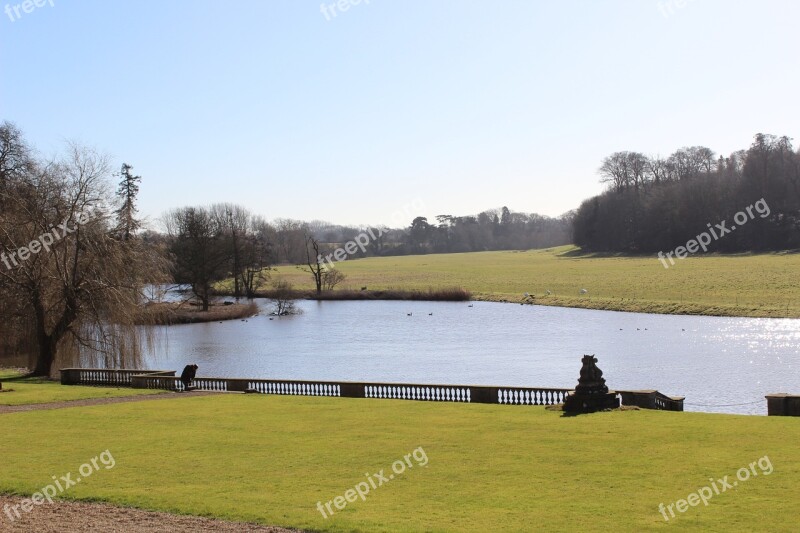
[2,394,798,532]
[0,369,164,406]
[251,246,800,318]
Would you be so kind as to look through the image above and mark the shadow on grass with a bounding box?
[559,246,800,259]
[545,404,642,417]
[0,370,51,383]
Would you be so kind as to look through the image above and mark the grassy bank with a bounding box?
[2,394,798,532]
[244,246,800,318]
[251,287,471,302]
[136,301,259,325]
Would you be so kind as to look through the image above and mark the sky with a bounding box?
[2,0,799,228]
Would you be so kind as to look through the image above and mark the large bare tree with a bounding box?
[0,123,168,376]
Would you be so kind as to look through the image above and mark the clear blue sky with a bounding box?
[2,0,798,227]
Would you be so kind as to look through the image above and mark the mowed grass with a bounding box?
[0,370,164,406]
[2,395,799,532]
[259,246,800,317]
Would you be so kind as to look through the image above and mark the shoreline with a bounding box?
[472,293,800,319]
[213,289,798,319]
[136,301,259,325]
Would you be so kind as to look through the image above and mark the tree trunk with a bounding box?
[32,295,55,377]
[233,236,240,298]
[32,335,55,377]
[31,295,76,377]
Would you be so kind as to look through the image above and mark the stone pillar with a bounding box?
[765,394,800,416]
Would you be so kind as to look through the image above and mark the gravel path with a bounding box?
[0,391,218,415]
[0,496,302,532]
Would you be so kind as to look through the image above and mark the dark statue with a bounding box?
[563,355,619,413]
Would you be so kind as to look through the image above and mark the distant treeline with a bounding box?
[573,134,800,253]
[305,208,572,258]
[149,207,573,269]
[400,210,572,254]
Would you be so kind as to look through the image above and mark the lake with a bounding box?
[137,300,800,415]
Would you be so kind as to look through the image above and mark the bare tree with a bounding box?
[668,146,716,180]
[322,268,346,291]
[646,156,672,184]
[274,218,307,263]
[0,128,168,376]
[626,152,649,191]
[211,203,251,298]
[0,121,35,187]
[303,232,325,296]
[599,152,631,192]
[270,279,298,316]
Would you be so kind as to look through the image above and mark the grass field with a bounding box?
[1,394,798,532]
[251,246,800,318]
[0,370,163,406]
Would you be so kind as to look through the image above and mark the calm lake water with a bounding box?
[138,300,800,415]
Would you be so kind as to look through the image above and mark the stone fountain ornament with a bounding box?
[563,355,620,413]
